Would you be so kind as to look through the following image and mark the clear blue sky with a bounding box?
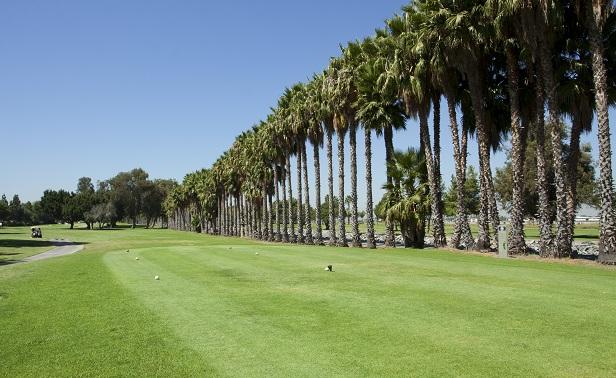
[1,0,614,208]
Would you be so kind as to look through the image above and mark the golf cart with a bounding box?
[31,226,42,238]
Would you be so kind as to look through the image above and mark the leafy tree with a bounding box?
[0,194,9,223]
[85,202,117,229]
[444,166,480,217]
[39,189,71,224]
[9,195,25,224]
[109,168,150,227]
[320,195,339,231]
[495,140,599,218]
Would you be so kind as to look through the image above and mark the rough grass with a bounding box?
[1,225,615,377]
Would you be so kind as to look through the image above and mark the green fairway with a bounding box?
[1,226,615,377]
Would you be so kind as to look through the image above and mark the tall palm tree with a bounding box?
[341,42,364,247]
[575,0,616,263]
[307,76,325,245]
[393,6,447,247]
[417,0,496,250]
[487,0,529,254]
[541,2,572,258]
[354,34,407,249]
[325,60,350,247]
[321,72,338,246]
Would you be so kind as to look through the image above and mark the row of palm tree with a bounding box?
[165,0,616,264]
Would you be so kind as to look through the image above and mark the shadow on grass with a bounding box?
[574,234,599,240]
[72,228,122,231]
[0,239,55,249]
[0,239,89,249]
[0,259,21,266]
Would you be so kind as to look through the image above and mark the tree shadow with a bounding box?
[574,234,599,240]
[0,259,21,266]
[0,239,55,249]
[0,239,89,249]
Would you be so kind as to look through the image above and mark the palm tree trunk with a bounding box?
[506,46,527,255]
[587,13,616,263]
[235,195,239,237]
[466,66,492,250]
[216,195,222,236]
[337,130,348,247]
[313,143,323,245]
[268,192,274,242]
[349,125,361,247]
[281,166,289,242]
[327,129,337,245]
[302,140,314,245]
[239,193,245,237]
[274,165,282,242]
[248,197,253,238]
[256,199,262,240]
[539,40,571,258]
[296,145,304,244]
[445,91,474,249]
[419,107,446,248]
[223,195,228,236]
[262,186,269,241]
[566,114,582,249]
[431,96,447,247]
[287,155,296,243]
[384,125,396,247]
[365,127,376,249]
[532,64,554,257]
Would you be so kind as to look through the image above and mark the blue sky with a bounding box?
[0,0,614,208]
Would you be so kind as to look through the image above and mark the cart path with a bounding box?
[24,240,84,262]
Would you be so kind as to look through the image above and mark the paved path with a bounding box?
[24,240,84,262]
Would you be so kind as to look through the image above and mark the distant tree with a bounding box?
[85,202,117,229]
[320,195,339,230]
[62,193,83,229]
[9,195,25,224]
[444,166,480,217]
[77,177,94,194]
[109,168,150,227]
[39,189,71,224]
[495,141,598,218]
[22,201,36,225]
[141,181,163,228]
[0,194,9,223]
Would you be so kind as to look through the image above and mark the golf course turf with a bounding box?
[1,226,616,377]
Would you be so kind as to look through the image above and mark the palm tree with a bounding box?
[306,76,325,245]
[341,42,364,247]
[392,6,447,247]
[416,0,496,250]
[575,1,616,263]
[486,0,529,254]
[321,71,338,246]
[325,59,350,247]
[382,148,430,248]
[354,34,407,249]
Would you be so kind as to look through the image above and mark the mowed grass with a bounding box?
[1,226,615,377]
